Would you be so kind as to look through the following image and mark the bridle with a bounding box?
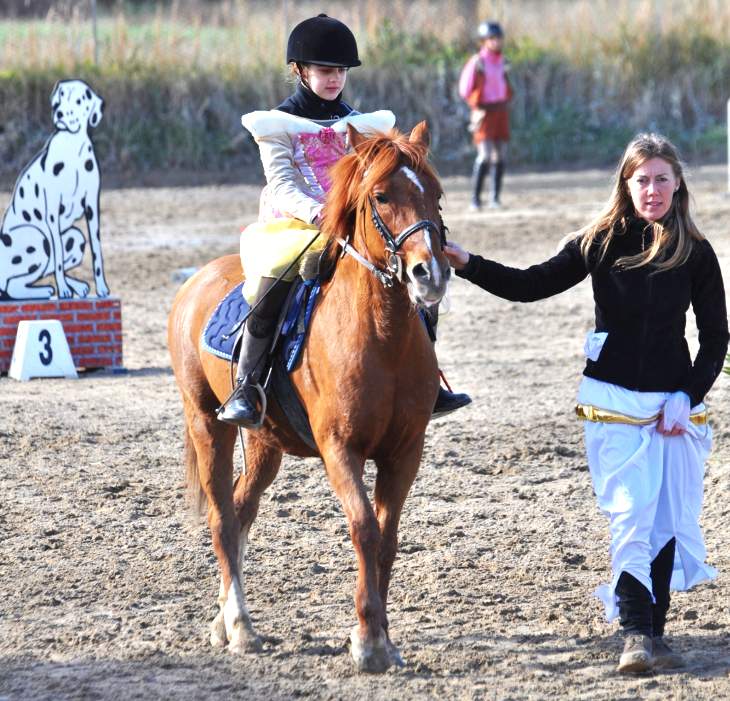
[336,194,446,288]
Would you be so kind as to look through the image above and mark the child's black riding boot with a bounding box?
[218,277,292,427]
[470,158,489,210]
[490,161,505,207]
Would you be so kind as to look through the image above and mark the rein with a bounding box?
[336,195,443,288]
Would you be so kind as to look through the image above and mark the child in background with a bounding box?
[459,21,512,210]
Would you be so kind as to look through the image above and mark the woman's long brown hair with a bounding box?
[578,133,703,271]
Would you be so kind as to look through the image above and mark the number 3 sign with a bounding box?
[9,319,78,381]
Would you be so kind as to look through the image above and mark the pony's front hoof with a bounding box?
[209,612,227,648]
[228,629,263,655]
[349,625,401,673]
[229,635,263,655]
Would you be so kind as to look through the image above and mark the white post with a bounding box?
[91,0,99,66]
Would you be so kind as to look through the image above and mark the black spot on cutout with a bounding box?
[91,114,98,126]
[22,211,31,222]
[53,162,64,176]
[33,209,42,221]
[43,239,50,256]
[40,153,47,171]
[65,237,74,252]
[95,267,101,276]
[34,183,39,197]
[86,206,94,221]
[50,215,54,223]
[84,159,94,172]
[26,246,36,254]
[19,186,24,198]
[28,264,40,274]
[59,204,65,215]
[1,233,12,246]
[80,241,86,253]
[85,89,91,99]
[11,255,22,265]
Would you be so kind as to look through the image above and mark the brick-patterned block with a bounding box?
[0,298,123,373]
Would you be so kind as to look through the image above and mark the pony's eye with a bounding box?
[374,193,389,205]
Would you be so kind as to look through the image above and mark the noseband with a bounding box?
[337,195,445,288]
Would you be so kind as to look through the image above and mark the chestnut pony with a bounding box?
[167,122,450,672]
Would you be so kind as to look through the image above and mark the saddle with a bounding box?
[202,277,322,450]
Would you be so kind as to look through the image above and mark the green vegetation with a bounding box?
[1,0,729,183]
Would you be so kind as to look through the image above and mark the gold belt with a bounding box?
[575,403,708,426]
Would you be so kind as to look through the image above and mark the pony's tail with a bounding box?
[184,423,207,520]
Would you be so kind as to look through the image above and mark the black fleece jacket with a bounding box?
[456,219,729,406]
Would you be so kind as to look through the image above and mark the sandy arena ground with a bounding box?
[1,165,729,700]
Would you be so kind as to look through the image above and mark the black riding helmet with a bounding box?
[286,13,361,67]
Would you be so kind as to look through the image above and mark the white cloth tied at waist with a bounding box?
[577,337,716,622]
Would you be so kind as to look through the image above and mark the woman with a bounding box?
[219,14,470,426]
[458,21,512,210]
[445,133,728,673]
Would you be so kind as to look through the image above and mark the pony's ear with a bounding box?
[347,123,368,150]
[409,121,430,149]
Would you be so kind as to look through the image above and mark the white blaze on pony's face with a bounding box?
[399,127,449,307]
[347,120,450,306]
[400,166,424,194]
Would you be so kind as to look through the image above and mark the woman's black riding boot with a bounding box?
[616,571,653,636]
[649,538,683,668]
[471,159,489,209]
[651,537,676,638]
[423,305,472,418]
[615,570,654,673]
[218,277,292,427]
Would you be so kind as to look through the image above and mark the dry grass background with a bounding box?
[0,0,728,181]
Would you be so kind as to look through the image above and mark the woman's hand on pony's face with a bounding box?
[444,242,470,269]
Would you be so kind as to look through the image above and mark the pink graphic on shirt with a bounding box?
[294,128,348,200]
[258,127,349,222]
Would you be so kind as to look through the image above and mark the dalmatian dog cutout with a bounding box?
[0,79,109,300]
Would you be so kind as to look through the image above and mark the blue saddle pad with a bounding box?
[202,279,321,372]
[202,283,248,361]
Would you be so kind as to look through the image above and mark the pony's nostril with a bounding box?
[411,262,431,282]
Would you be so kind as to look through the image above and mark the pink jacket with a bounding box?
[458,49,509,104]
